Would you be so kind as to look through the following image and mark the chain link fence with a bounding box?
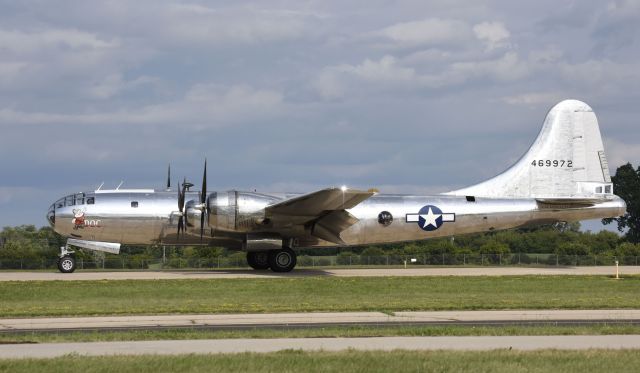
[0,253,638,270]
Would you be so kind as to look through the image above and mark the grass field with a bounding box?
[0,275,638,317]
[2,324,640,344]
[1,350,640,373]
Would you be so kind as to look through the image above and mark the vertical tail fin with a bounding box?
[446,99,614,199]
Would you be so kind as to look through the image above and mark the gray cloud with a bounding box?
[0,0,638,230]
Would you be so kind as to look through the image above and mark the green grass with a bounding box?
[2,324,640,344]
[1,276,639,317]
[1,350,640,372]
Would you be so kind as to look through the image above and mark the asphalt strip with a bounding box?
[1,335,640,358]
[2,310,640,333]
[0,266,638,281]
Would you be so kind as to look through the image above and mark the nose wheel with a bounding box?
[57,256,76,273]
[57,245,76,273]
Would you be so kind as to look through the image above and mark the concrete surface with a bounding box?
[0,266,637,281]
[1,310,639,332]
[1,335,640,358]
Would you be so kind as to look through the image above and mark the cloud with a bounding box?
[473,21,511,50]
[0,28,118,55]
[135,4,319,46]
[0,84,284,126]
[0,1,639,229]
[501,92,565,106]
[88,73,161,99]
[556,59,640,87]
[313,52,530,98]
[369,18,472,47]
[604,138,640,169]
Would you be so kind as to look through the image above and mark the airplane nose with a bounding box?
[47,203,55,228]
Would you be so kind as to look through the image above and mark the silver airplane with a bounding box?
[47,99,626,273]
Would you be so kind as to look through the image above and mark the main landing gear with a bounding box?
[57,245,76,273]
[246,248,297,272]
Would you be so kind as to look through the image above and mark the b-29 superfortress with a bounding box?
[47,100,626,273]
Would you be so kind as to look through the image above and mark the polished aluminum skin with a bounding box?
[46,99,627,254]
[48,189,625,251]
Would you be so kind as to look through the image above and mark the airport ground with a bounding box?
[1,265,639,281]
[1,272,639,317]
[1,267,639,370]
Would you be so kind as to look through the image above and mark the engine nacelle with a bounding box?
[207,191,279,232]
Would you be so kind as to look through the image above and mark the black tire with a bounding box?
[268,248,297,273]
[57,255,76,273]
[247,251,270,270]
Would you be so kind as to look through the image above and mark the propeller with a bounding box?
[177,177,186,237]
[200,159,208,240]
[174,160,208,240]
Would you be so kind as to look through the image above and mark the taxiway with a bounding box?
[1,335,640,358]
[0,266,638,281]
[1,310,639,333]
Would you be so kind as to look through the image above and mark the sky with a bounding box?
[0,0,638,232]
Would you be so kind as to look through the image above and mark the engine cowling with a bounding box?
[207,191,237,232]
[207,191,280,233]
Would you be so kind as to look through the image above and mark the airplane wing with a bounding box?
[266,188,375,244]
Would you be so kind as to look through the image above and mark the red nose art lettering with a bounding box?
[84,219,102,228]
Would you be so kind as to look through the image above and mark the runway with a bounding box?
[1,335,640,358]
[2,310,639,333]
[1,266,638,281]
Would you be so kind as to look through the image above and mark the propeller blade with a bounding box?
[177,216,184,237]
[166,164,171,189]
[177,177,186,238]
[182,177,188,229]
[200,159,207,241]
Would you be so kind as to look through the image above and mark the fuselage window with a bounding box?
[595,186,603,194]
[605,185,612,194]
[131,201,139,208]
[87,197,95,205]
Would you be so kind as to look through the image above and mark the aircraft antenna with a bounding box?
[116,181,124,190]
[97,182,104,191]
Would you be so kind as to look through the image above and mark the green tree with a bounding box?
[603,163,640,242]
[616,242,640,257]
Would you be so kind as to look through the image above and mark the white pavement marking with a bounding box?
[1,310,640,332]
[1,335,640,358]
[0,266,639,281]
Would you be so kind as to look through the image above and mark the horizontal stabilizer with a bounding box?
[535,197,618,208]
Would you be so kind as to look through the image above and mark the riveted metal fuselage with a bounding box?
[49,189,626,249]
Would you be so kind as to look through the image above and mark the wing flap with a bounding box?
[266,188,375,244]
[310,210,359,245]
[266,188,374,217]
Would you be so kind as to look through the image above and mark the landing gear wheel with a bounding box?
[57,255,76,273]
[247,251,270,270]
[268,248,297,273]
